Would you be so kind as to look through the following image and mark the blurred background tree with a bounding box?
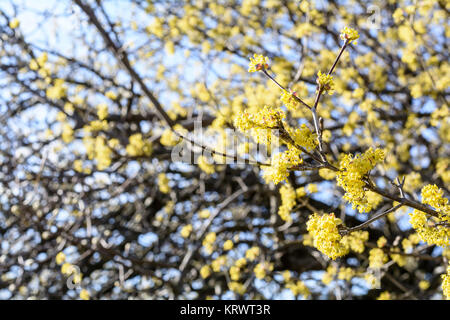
[0,0,448,300]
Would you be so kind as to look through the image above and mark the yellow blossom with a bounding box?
[158,173,170,194]
[245,247,260,261]
[336,148,385,213]
[55,252,66,265]
[97,103,108,120]
[280,89,300,111]
[197,155,215,174]
[340,27,359,44]
[126,133,152,157]
[368,248,388,269]
[278,183,296,222]
[409,185,450,247]
[306,213,348,259]
[200,265,211,279]
[199,209,211,219]
[223,240,234,251]
[248,54,269,72]
[9,18,20,29]
[286,280,310,298]
[79,289,90,300]
[377,291,391,300]
[316,71,334,95]
[180,224,192,238]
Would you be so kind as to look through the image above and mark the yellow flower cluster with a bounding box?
[280,89,300,111]
[97,103,108,121]
[9,18,20,29]
[316,71,334,95]
[306,213,348,259]
[442,264,450,300]
[160,124,185,147]
[307,213,369,259]
[230,264,242,281]
[46,79,67,100]
[338,267,355,281]
[29,52,49,75]
[421,184,449,212]
[234,105,285,131]
[85,120,108,132]
[94,136,112,170]
[409,184,450,247]
[286,280,310,298]
[202,232,216,254]
[211,255,227,272]
[419,280,430,291]
[262,147,303,185]
[79,289,90,300]
[197,155,215,174]
[198,209,211,219]
[180,224,192,238]
[340,230,369,253]
[200,265,212,279]
[245,246,260,261]
[157,173,170,194]
[60,262,82,285]
[254,262,274,279]
[336,148,386,213]
[61,122,74,143]
[377,236,387,248]
[228,281,246,295]
[390,248,407,267]
[55,252,66,265]
[377,291,391,300]
[288,124,318,152]
[248,54,269,72]
[223,239,234,251]
[340,27,360,44]
[278,184,296,222]
[126,133,152,157]
[368,248,388,269]
[105,91,117,100]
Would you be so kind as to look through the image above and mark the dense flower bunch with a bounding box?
[288,124,318,152]
[262,148,303,185]
[286,280,310,298]
[200,265,212,279]
[316,71,334,95]
[180,224,193,238]
[197,155,215,174]
[336,148,386,213]
[280,89,300,111]
[157,173,170,194]
[368,248,388,269]
[340,230,369,253]
[234,105,285,131]
[278,183,296,222]
[126,133,152,157]
[409,184,450,247]
[340,27,360,44]
[306,213,348,259]
[253,262,274,279]
[306,213,370,260]
[160,124,186,147]
[247,54,269,72]
[202,232,216,255]
[96,103,108,120]
[421,184,450,212]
